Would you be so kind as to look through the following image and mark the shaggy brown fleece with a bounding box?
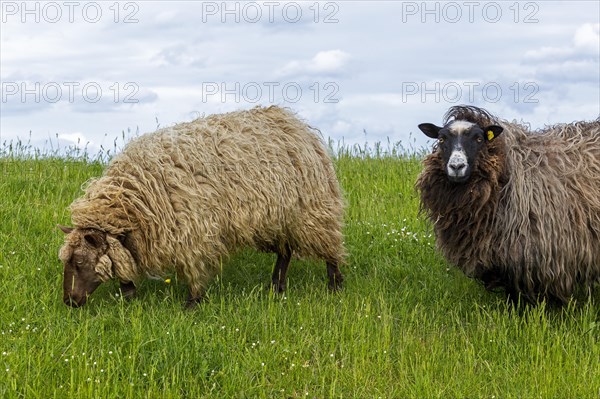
[68,106,346,299]
[417,106,600,303]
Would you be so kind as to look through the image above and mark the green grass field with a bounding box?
[1,143,599,398]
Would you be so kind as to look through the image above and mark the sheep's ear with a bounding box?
[84,232,104,248]
[418,123,443,139]
[58,224,74,234]
[484,125,503,141]
[106,236,137,283]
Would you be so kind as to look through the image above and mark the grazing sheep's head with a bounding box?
[418,120,503,183]
[58,225,135,307]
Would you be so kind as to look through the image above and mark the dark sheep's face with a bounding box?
[418,120,503,183]
[58,226,112,307]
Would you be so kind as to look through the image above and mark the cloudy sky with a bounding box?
[1,1,599,155]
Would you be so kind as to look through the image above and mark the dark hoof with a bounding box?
[326,262,343,292]
[328,277,344,292]
[184,295,204,309]
[119,281,136,300]
[271,282,286,294]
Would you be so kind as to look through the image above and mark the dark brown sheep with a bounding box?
[416,105,600,304]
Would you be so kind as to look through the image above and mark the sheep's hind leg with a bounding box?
[327,262,344,291]
[185,281,208,309]
[271,245,292,293]
[119,281,136,299]
[185,290,206,309]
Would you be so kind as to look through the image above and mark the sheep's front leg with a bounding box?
[271,246,292,293]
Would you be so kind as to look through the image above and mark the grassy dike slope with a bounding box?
[0,151,598,398]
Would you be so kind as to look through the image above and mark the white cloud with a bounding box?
[277,50,350,77]
[521,22,599,90]
[310,50,350,72]
[524,22,600,61]
[573,23,600,50]
[153,44,208,68]
[535,60,599,83]
[523,46,574,61]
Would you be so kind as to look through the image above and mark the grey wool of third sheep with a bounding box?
[417,105,600,304]
[58,106,346,308]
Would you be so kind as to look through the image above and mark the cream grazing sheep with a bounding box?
[59,106,345,307]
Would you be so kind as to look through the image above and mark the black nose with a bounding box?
[449,162,466,171]
[63,296,84,307]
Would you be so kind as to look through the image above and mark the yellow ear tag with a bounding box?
[487,130,495,141]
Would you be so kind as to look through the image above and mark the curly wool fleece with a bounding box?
[69,106,346,299]
[417,106,600,303]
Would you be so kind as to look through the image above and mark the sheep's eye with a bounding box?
[476,136,484,143]
[438,137,445,144]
